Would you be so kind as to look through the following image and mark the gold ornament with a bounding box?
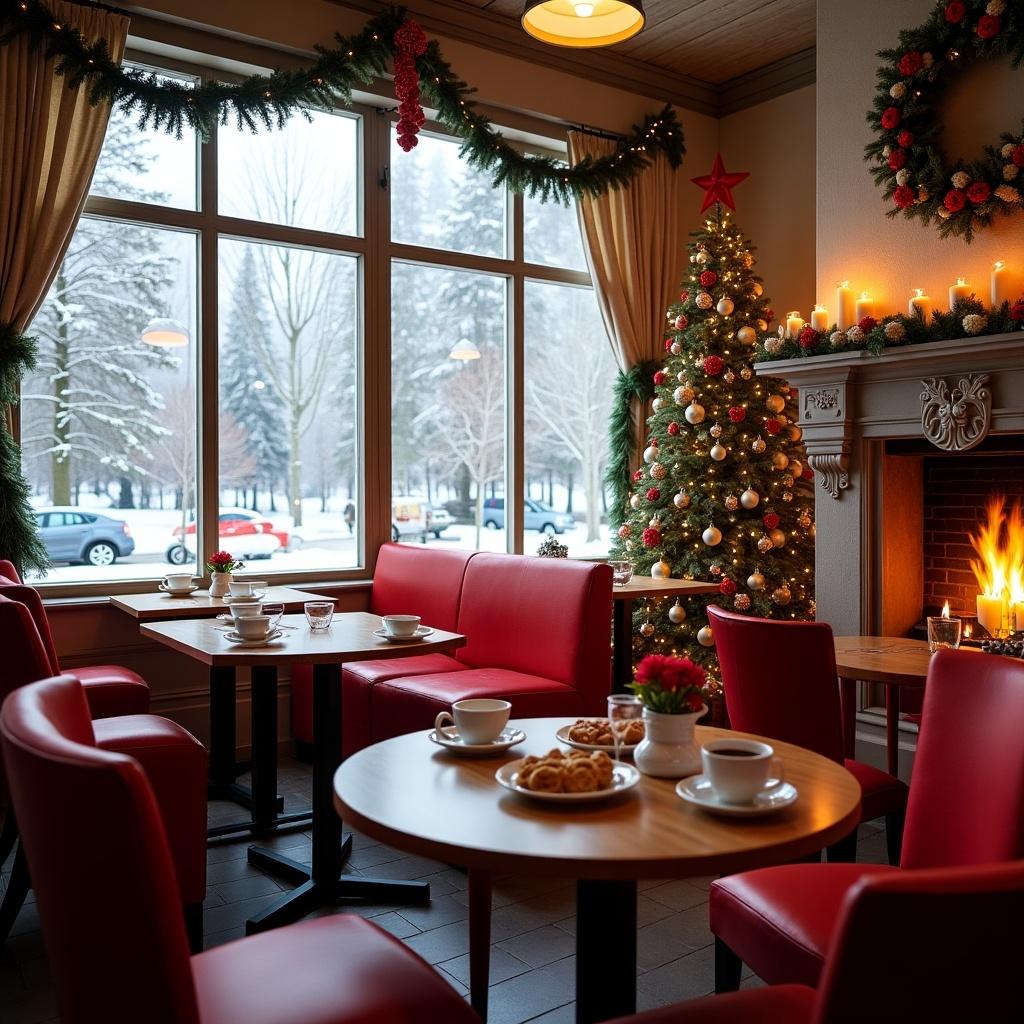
[740,488,760,509]
[723,369,736,384]
[757,535,773,553]
[651,559,671,579]
[696,625,715,647]
[772,452,790,470]
[765,394,785,414]
[781,491,794,503]
[751,437,767,454]
[770,528,786,548]
[734,593,752,611]
[668,599,687,624]
[710,442,728,462]
[789,424,803,441]
[695,291,713,309]
[798,510,812,529]
[724,494,739,511]
[772,585,792,606]
[747,569,766,591]
[674,385,695,405]
[709,423,723,438]
[740,366,753,381]
[737,326,757,346]
[640,620,655,637]
[716,296,735,316]
[789,460,803,478]
[752,280,763,295]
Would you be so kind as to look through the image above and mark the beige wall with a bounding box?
[721,84,816,317]
[817,0,1024,314]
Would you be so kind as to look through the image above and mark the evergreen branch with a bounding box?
[0,322,38,406]
[605,360,658,533]
[0,0,686,203]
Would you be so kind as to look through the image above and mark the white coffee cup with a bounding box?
[383,614,421,638]
[435,698,511,745]
[228,579,253,597]
[701,739,784,805]
[163,573,194,592]
[229,601,264,618]
[234,614,272,639]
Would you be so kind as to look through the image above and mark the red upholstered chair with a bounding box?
[0,675,480,1024]
[369,553,613,746]
[707,605,906,863]
[607,860,1024,1024]
[709,648,1024,993]
[291,544,476,756]
[0,565,149,718]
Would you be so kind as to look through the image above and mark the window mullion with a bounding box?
[508,192,525,555]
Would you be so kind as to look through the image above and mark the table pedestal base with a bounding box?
[576,879,637,1024]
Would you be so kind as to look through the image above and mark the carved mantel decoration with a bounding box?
[919,373,991,453]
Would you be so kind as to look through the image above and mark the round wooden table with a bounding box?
[334,717,862,1024]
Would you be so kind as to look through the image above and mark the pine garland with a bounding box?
[605,361,658,533]
[0,0,686,204]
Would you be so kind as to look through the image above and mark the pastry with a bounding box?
[515,748,616,793]
[566,718,644,746]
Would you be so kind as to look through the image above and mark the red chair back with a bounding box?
[707,605,844,762]
[0,559,22,582]
[900,649,1024,869]
[369,543,474,632]
[0,676,200,1024]
[813,860,1024,1023]
[0,596,54,701]
[0,576,60,675]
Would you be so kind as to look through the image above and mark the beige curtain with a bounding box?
[568,131,686,371]
[0,1,129,430]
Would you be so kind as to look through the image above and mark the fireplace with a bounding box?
[756,332,1024,772]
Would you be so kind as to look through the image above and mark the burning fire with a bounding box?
[969,497,1024,604]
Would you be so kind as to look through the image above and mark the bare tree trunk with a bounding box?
[51,279,71,506]
[289,409,303,527]
[474,486,484,550]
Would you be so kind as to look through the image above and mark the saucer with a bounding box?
[556,721,641,754]
[495,758,641,803]
[373,626,435,642]
[428,726,526,756]
[159,584,199,597]
[675,775,799,817]
[223,628,284,647]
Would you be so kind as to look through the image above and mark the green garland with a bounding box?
[753,296,1024,363]
[0,0,686,204]
[605,360,658,533]
[865,0,1024,241]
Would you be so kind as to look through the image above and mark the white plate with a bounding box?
[372,626,435,642]
[223,628,284,647]
[675,774,799,817]
[556,721,642,754]
[159,584,199,597]
[495,758,641,803]
[429,726,526,756]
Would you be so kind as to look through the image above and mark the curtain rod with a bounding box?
[569,124,625,142]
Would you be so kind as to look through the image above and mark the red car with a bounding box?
[166,508,291,565]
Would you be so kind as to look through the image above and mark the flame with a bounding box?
[964,623,973,639]
[969,497,1024,603]
[941,600,950,618]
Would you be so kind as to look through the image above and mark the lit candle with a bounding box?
[977,593,1008,638]
[785,311,804,339]
[1016,602,1024,632]
[991,261,1014,307]
[964,623,973,640]
[908,289,933,322]
[942,600,950,619]
[854,292,876,323]
[948,277,972,311]
[836,281,856,330]
[810,305,829,332]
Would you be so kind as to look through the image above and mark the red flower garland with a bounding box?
[393,19,428,152]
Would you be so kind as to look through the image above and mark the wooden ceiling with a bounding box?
[461,0,816,85]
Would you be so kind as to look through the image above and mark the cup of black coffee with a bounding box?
[701,738,783,804]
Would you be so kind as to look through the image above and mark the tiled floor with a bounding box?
[0,756,891,1024]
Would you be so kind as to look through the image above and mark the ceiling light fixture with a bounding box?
[521,0,645,48]
[448,339,481,361]
[140,317,190,347]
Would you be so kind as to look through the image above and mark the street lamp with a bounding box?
[448,339,481,361]
[141,317,190,347]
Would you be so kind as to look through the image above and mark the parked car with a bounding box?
[165,507,286,565]
[482,498,576,535]
[391,497,429,542]
[33,507,135,567]
[427,504,453,538]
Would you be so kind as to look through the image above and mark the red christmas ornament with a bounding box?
[680,290,689,303]
[898,51,923,76]
[632,468,644,483]
[393,19,428,151]
[967,181,992,205]
[703,355,724,376]
[881,107,901,131]
[976,14,1001,39]
[699,270,718,287]
[664,338,673,351]
[763,512,780,530]
[728,406,746,423]
[653,370,667,385]
[764,308,775,323]
[674,314,689,330]
[893,185,916,209]
[642,527,662,548]
[858,316,878,333]
[719,578,737,596]
[690,153,750,213]
[646,487,661,502]
[765,418,782,436]
[668,421,681,435]
[798,327,820,349]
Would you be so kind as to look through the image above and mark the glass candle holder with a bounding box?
[609,560,634,586]
[927,615,962,653]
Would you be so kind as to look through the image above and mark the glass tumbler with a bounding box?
[927,615,962,653]
[304,600,335,631]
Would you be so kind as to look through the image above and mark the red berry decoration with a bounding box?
[668,421,681,435]
[719,578,737,596]
[857,316,878,333]
[703,355,724,376]
[893,185,916,210]
[663,337,672,351]
[763,512,780,530]
[728,406,746,423]
[765,418,782,435]
[699,270,718,287]
[675,314,689,330]
[653,370,667,385]
[898,51,923,76]
[881,107,901,131]
[680,290,689,303]
[646,487,661,502]
[642,527,661,548]
[897,130,914,148]
[798,327,819,349]
[632,468,644,483]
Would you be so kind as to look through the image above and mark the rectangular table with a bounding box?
[612,576,720,692]
[141,611,465,932]
[110,585,325,620]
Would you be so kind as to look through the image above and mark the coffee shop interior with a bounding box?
[2,0,1024,1021]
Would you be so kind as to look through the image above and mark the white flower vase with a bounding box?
[209,571,232,598]
[633,705,707,778]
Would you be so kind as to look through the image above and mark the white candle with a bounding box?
[991,261,1014,307]
[836,281,856,330]
[854,292,876,323]
[785,311,804,339]
[1016,602,1024,632]
[949,277,972,311]
[908,288,933,322]
[810,305,829,332]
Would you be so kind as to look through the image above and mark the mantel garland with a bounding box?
[865,0,1024,241]
[0,0,685,204]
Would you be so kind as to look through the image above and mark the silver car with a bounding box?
[34,507,135,566]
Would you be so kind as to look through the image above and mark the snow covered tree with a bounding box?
[610,206,815,680]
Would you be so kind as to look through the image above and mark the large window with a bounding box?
[20,51,618,590]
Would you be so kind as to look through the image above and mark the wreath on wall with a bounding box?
[865,0,1024,241]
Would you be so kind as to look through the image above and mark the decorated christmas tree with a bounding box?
[609,157,815,682]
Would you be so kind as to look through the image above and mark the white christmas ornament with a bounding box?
[740,488,760,509]
[670,341,682,355]
[630,494,641,509]
[710,443,728,462]
[673,491,691,509]
[695,292,713,310]
[765,394,785,413]
[747,570,766,591]
[737,326,757,346]
[668,599,687,624]
[652,397,664,411]
[702,524,722,546]
[696,625,715,647]
[684,402,706,425]
[716,296,735,316]
[643,444,658,464]
[651,559,671,579]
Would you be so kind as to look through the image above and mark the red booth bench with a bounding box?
[291,546,613,758]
